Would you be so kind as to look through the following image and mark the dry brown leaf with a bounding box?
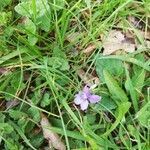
[6,100,20,109]
[83,43,96,55]
[66,32,81,43]
[77,69,100,85]
[138,30,150,40]
[128,16,143,29]
[146,40,150,47]
[102,30,136,55]
[40,113,66,150]
[0,67,11,75]
[137,40,150,49]
[125,30,150,40]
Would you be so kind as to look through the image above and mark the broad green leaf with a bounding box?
[15,1,31,17]
[125,66,138,111]
[0,123,14,134]
[133,53,145,74]
[15,0,51,31]
[97,55,150,72]
[96,57,124,82]
[28,107,41,122]
[9,109,28,120]
[23,17,38,45]
[103,70,128,103]
[132,53,146,99]
[40,92,51,107]
[36,10,51,31]
[132,69,145,94]
[93,95,117,111]
[136,101,150,128]
[102,102,131,136]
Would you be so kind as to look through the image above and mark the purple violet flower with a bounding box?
[74,85,101,111]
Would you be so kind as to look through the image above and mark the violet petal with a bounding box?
[88,95,101,104]
[80,100,89,111]
[74,93,84,105]
[83,85,91,97]
[81,92,88,100]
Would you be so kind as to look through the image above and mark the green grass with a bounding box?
[0,0,150,149]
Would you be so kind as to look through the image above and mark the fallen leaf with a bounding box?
[125,30,150,40]
[0,67,10,75]
[6,100,20,109]
[83,43,96,55]
[40,113,66,150]
[128,16,143,29]
[102,30,136,55]
[138,30,150,40]
[137,40,150,49]
[66,32,81,43]
[77,69,100,85]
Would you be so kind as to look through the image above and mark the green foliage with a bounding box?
[47,57,70,71]
[30,133,44,148]
[40,92,51,107]
[0,0,12,10]
[0,0,149,149]
[96,56,124,82]
[0,112,5,123]
[15,0,51,31]
[4,138,19,150]
[23,17,38,45]
[31,89,42,105]
[47,44,70,71]
[93,95,117,111]
[136,102,150,128]
[125,66,138,111]
[103,102,131,136]
[103,70,128,103]
[4,71,25,101]
[9,109,28,120]
[0,123,13,134]
[52,0,65,11]
[28,107,41,122]
[0,11,12,26]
